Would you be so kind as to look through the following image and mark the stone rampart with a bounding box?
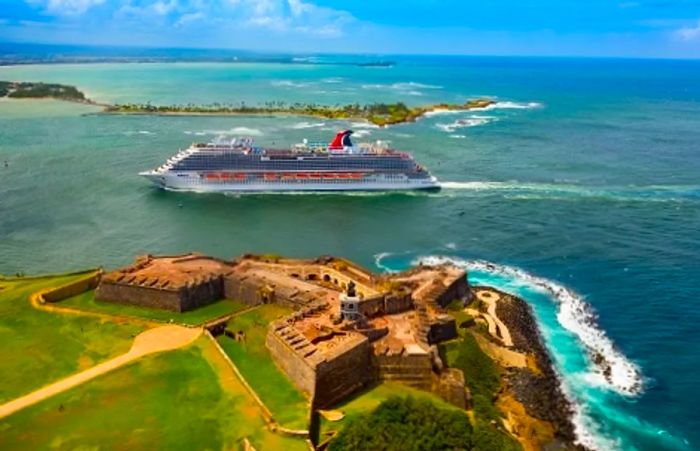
[314,338,371,408]
[266,322,319,396]
[373,352,434,390]
[434,271,471,307]
[384,292,413,314]
[357,295,384,318]
[427,315,458,344]
[42,272,101,303]
[96,282,185,312]
[223,273,266,306]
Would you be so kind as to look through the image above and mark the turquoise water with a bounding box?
[1,57,699,449]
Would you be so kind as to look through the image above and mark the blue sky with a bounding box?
[1,0,700,57]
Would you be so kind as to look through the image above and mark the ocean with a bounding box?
[0,55,698,450]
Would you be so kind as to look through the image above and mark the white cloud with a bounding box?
[175,11,204,26]
[29,0,104,15]
[676,20,700,41]
[25,0,356,39]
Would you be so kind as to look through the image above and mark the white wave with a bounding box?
[449,134,466,139]
[414,255,644,397]
[423,108,466,117]
[473,101,543,111]
[353,129,372,138]
[436,115,495,132]
[392,81,442,90]
[290,121,326,129]
[424,101,542,117]
[321,77,344,84]
[350,121,380,129]
[361,81,442,91]
[412,255,643,449]
[271,80,310,88]
[123,130,154,136]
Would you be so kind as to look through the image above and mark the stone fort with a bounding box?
[96,253,473,408]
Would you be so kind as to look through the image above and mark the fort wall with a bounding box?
[96,282,186,312]
[434,272,471,307]
[314,338,371,408]
[42,272,101,303]
[266,323,318,396]
[373,352,434,390]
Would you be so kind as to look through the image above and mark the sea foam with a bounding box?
[411,255,644,396]
[436,115,495,132]
[290,121,326,129]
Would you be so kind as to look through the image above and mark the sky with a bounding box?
[1,0,700,58]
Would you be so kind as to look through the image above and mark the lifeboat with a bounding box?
[204,172,221,180]
[263,173,278,181]
[233,173,247,181]
[309,173,321,179]
[322,173,336,179]
[296,173,309,179]
[349,173,364,179]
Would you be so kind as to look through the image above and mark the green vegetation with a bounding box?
[216,304,309,430]
[0,81,87,101]
[0,275,145,403]
[319,382,460,441]
[441,333,521,450]
[105,98,496,126]
[60,289,248,325]
[329,396,472,451]
[0,337,307,451]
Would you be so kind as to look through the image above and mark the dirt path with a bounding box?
[476,289,514,347]
[0,325,201,420]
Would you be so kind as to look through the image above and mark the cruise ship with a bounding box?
[139,130,439,193]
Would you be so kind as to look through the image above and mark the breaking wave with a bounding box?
[373,252,649,449]
[290,121,326,129]
[436,115,495,132]
[271,80,310,88]
[361,81,442,91]
[425,101,542,117]
[413,255,644,397]
[350,121,380,129]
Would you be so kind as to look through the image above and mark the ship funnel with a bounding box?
[329,130,354,150]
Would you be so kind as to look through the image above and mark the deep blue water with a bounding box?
[0,55,699,450]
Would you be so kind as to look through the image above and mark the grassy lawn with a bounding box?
[0,337,308,451]
[319,382,461,441]
[0,275,145,403]
[59,289,248,326]
[216,304,309,430]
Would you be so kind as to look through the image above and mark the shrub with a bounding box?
[329,396,472,451]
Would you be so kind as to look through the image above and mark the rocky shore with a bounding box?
[492,288,586,450]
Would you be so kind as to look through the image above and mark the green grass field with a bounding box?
[0,275,145,403]
[216,304,309,430]
[60,289,248,325]
[0,337,307,451]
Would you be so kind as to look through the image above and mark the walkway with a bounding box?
[0,325,201,420]
[474,289,514,348]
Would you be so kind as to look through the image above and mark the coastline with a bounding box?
[493,287,583,449]
[464,285,583,450]
[0,79,496,127]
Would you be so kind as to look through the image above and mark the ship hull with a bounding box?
[140,171,440,193]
